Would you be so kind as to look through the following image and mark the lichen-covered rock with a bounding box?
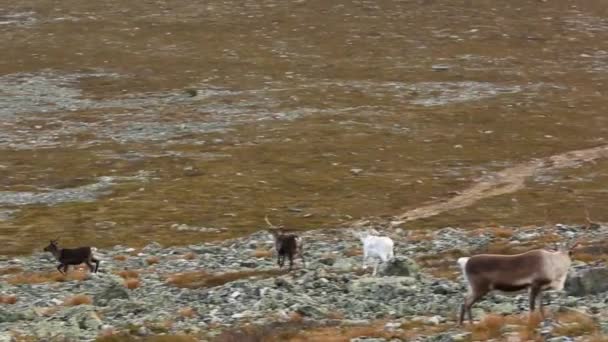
[565,267,608,296]
[377,256,419,277]
[94,281,130,306]
[349,276,417,298]
[0,307,25,323]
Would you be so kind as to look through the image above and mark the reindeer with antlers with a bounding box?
[43,239,100,274]
[265,216,305,271]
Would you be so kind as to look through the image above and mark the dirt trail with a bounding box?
[393,144,608,223]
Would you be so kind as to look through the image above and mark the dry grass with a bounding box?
[182,252,197,260]
[553,311,598,337]
[416,248,466,281]
[252,249,273,258]
[343,248,362,257]
[469,314,506,340]
[7,269,88,284]
[166,269,285,289]
[113,255,128,262]
[8,332,38,342]
[124,278,141,289]
[491,227,514,238]
[573,252,597,263]
[214,319,451,342]
[0,295,17,304]
[0,266,23,275]
[588,334,608,342]
[146,256,160,265]
[326,311,345,320]
[63,294,93,306]
[288,312,303,323]
[117,270,140,279]
[503,312,543,341]
[178,307,197,319]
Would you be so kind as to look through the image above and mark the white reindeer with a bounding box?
[352,229,394,276]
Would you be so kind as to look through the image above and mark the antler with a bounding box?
[569,239,581,251]
[264,215,276,228]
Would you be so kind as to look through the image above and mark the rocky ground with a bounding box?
[1,223,608,341]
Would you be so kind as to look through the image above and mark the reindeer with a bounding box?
[457,241,579,325]
[43,240,100,274]
[265,216,305,271]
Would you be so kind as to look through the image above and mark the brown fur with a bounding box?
[44,240,100,274]
[269,230,305,271]
[458,248,572,325]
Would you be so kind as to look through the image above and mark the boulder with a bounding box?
[57,305,103,330]
[0,307,25,323]
[294,304,328,319]
[94,281,130,306]
[349,277,417,299]
[565,267,608,296]
[376,256,419,277]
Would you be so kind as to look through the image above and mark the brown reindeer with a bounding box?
[457,241,578,325]
[44,240,100,274]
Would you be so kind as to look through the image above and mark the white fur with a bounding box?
[354,230,394,276]
[457,257,471,292]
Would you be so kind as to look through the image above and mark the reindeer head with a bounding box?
[552,239,580,258]
[43,239,59,253]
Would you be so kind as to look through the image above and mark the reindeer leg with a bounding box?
[460,287,488,325]
[85,260,95,272]
[92,258,100,273]
[529,282,547,320]
[62,264,69,274]
[288,253,294,271]
[299,247,305,268]
[529,285,540,312]
[57,264,65,275]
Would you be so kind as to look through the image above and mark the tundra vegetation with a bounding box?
[1,224,608,341]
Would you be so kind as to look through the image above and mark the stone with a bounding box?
[61,306,103,330]
[295,304,328,319]
[0,332,12,342]
[333,258,358,271]
[94,281,130,306]
[384,322,401,330]
[349,277,417,298]
[565,267,608,296]
[376,256,419,277]
[318,257,335,266]
[0,307,25,323]
[426,332,471,342]
[491,302,517,315]
[547,337,575,342]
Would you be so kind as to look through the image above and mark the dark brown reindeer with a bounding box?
[43,240,100,274]
[266,216,305,271]
[457,241,578,325]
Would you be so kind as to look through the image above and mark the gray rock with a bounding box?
[333,258,358,271]
[377,256,419,277]
[0,307,25,323]
[0,332,12,342]
[426,332,471,342]
[295,304,328,319]
[547,337,575,342]
[349,277,417,299]
[350,338,387,342]
[565,267,608,296]
[94,281,130,306]
[490,302,517,315]
[58,305,103,330]
[318,257,335,266]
